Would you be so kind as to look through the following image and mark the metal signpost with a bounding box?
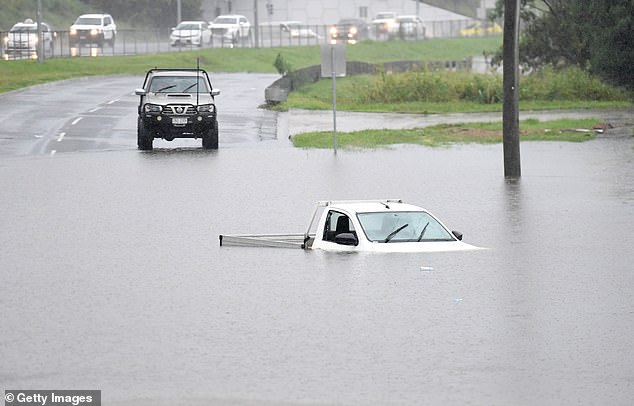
[320,44,346,154]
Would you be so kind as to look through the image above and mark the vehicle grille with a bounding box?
[211,28,226,36]
[164,105,196,115]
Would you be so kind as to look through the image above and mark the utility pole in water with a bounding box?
[503,0,521,178]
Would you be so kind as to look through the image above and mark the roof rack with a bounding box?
[316,199,403,207]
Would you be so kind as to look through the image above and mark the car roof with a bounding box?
[214,14,247,19]
[149,70,207,78]
[324,200,427,215]
[11,22,37,28]
[178,21,205,25]
[78,14,110,18]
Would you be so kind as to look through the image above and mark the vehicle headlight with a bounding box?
[144,104,162,113]
[329,26,337,35]
[90,28,101,36]
[70,28,77,35]
[349,27,358,35]
[197,104,215,113]
[2,36,8,45]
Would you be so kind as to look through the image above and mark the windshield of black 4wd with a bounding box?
[148,76,210,93]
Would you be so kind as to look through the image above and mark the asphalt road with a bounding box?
[0,73,279,157]
[1,73,633,158]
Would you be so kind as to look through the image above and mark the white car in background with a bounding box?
[69,13,117,47]
[279,21,320,39]
[209,14,251,44]
[3,19,53,59]
[393,15,426,39]
[371,11,397,36]
[170,21,211,47]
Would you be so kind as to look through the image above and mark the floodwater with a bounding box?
[1,135,634,405]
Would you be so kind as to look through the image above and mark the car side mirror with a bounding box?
[134,88,146,96]
[334,233,358,246]
[211,89,220,96]
[452,231,463,241]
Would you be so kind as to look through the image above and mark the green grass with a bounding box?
[291,118,604,148]
[0,37,502,93]
[284,67,633,113]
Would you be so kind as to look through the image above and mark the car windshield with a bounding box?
[214,17,238,24]
[10,25,37,33]
[75,17,102,25]
[338,19,360,25]
[176,23,200,30]
[375,13,395,19]
[357,211,454,243]
[148,76,210,93]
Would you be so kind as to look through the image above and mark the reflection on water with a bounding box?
[1,138,634,405]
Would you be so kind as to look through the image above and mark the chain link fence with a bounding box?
[1,20,498,61]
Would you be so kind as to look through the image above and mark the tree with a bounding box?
[80,0,203,28]
[587,1,634,90]
[492,0,634,90]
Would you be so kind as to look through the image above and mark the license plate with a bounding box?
[172,117,188,125]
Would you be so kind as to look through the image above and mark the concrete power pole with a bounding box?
[502,0,521,178]
[253,0,260,48]
[36,0,43,63]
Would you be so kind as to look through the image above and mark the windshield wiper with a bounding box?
[182,83,198,92]
[417,222,430,242]
[156,85,176,92]
[384,224,408,243]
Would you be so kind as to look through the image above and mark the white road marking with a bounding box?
[57,132,65,142]
[88,107,100,113]
[107,99,118,104]
[71,117,82,125]
[50,150,56,155]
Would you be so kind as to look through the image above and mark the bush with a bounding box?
[351,66,629,105]
[520,66,630,101]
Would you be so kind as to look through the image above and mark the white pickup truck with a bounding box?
[220,199,481,253]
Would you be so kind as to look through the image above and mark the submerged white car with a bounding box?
[220,199,482,253]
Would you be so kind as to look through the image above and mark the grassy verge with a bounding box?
[284,67,633,113]
[0,38,501,93]
[291,118,605,148]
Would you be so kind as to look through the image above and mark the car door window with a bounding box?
[322,211,355,243]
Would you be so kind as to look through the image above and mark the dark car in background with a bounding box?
[329,18,369,44]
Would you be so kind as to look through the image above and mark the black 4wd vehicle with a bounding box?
[135,68,220,150]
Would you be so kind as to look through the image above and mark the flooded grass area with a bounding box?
[1,139,634,405]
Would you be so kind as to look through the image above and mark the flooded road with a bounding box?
[2,134,634,404]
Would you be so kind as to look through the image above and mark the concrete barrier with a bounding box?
[264,58,472,104]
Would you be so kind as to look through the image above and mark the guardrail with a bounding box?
[1,20,499,61]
